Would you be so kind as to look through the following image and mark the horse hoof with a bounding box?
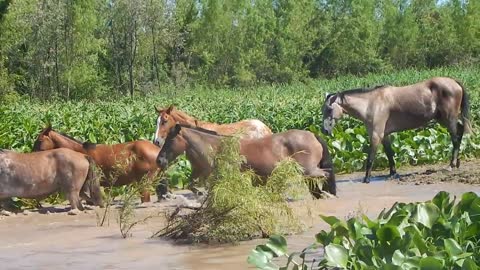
[362,179,370,184]
[68,209,81,215]
[391,173,400,179]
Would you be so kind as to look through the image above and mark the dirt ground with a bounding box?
[1,160,479,270]
[396,159,480,185]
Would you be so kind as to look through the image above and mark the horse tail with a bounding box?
[455,79,472,134]
[316,135,336,196]
[82,156,104,207]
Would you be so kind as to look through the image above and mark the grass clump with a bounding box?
[156,135,312,243]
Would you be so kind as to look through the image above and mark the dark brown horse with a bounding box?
[32,125,161,203]
[153,105,272,147]
[156,124,336,198]
[321,77,471,183]
[0,148,104,214]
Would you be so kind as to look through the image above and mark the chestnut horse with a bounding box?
[0,148,104,214]
[321,77,471,183]
[32,125,161,203]
[156,124,336,198]
[153,105,272,147]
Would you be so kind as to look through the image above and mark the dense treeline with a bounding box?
[0,0,479,100]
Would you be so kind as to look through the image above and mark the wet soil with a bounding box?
[1,161,479,270]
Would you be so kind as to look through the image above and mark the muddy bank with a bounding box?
[1,167,480,270]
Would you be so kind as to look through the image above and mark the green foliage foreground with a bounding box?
[249,191,480,269]
[154,136,316,243]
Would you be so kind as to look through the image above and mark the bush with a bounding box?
[154,135,313,243]
[249,191,480,269]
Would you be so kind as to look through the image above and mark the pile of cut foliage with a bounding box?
[155,136,318,243]
[249,191,480,269]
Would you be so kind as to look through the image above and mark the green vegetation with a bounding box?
[1,66,480,175]
[154,136,311,243]
[0,0,479,99]
[249,191,480,269]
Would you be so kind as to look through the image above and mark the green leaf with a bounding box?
[419,257,444,270]
[414,203,440,229]
[247,248,278,270]
[376,225,401,242]
[265,235,288,257]
[444,238,463,257]
[392,250,405,266]
[320,215,341,226]
[325,244,348,268]
[380,264,402,270]
[462,258,479,270]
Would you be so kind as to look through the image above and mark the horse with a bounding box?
[156,124,336,198]
[0,148,104,214]
[153,105,272,147]
[321,77,472,183]
[32,125,161,203]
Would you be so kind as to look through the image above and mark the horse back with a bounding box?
[0,148,89,199]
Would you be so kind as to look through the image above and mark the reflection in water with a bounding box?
[1,177,478,270]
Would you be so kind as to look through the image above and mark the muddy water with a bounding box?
[1,173,479,270]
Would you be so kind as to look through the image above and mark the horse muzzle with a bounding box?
[153,138,164,147]
[321,127,332,136]
[157,156,168,169]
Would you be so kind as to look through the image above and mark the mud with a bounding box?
[1,163,479,270]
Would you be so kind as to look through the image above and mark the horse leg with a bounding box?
[66,191,84,215]
[140,170,160,203]
[364,133,381,183]
[455,122,465,168]
[446,118,461,169]
[382,135,397,177]
[140,189,151,203]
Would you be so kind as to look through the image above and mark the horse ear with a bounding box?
[174,124,182,134]
[166,105,174,114]
[325,92,330,98]
[194,120,199,127]
[43,123,52,135]
[155,106,162,114]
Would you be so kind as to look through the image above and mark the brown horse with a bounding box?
[153,105,272,147]
[321,77,472,183]
[32,125,161,203]
[156,124,336,198]
[0,148,104,214]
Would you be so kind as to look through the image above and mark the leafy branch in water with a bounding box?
[154,135,314,243]
[249,191,480,269]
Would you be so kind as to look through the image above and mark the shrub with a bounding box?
[249,191,480,269]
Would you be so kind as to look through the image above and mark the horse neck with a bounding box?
[339,93,372,122]
[50,132,87,153]
[172,111,213,128]
[181,128,221,161]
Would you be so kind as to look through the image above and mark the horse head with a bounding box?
[154,105,176,147]
[32,124,55,151]
[156,124,182,169]
[321,93,343,136]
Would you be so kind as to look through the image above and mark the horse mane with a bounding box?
[179,124,222,136]
[83,142,97,150]
[337,85,386,102]
[171,109,198,123]
[55,130,97,150]
[57,131,85,145]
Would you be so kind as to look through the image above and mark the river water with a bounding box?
[1,173,478,270]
